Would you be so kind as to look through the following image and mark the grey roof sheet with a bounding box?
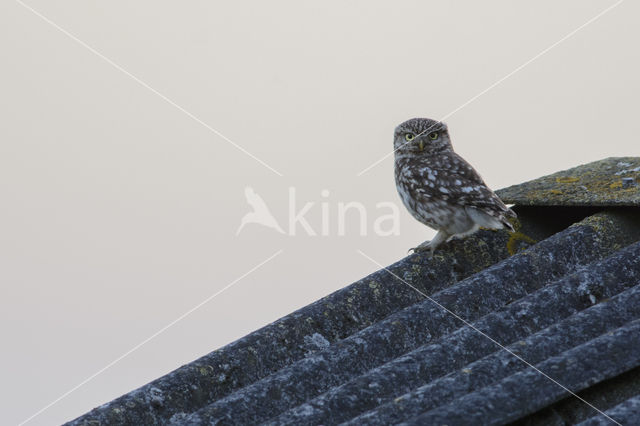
[496,157,640,206]
[68,158,640,426]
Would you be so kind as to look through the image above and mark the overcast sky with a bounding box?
[1,1,638,424]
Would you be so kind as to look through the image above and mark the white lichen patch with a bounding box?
[615,166,640,176]
[303,333,330,354]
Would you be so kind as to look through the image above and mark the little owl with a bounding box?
[394,118,516,256]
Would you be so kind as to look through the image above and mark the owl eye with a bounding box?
[428,132,439,140]
[404,133,415,141]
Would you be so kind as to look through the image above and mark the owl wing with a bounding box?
[425,153,516,228]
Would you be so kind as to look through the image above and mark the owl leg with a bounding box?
[411,230,450,258]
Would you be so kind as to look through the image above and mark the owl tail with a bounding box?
[502,207,517,232]
[467,206,516,232]
[501,216,515,232]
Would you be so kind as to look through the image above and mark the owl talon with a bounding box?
[410,231,450,258]
[412,244,431,253]
[409,241,434,258]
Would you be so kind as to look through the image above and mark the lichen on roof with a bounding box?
[496,157,640,206]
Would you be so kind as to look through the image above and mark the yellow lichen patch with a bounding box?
[609,181,623,189]
[199,366,213,376]
[509,217,523,232]
[555,176,580,183]
[507,232,537,255]
[368,281,382,298]
[577,213,615,235]
[549,189,563,195]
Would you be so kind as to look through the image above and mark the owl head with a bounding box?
[393,118,452,156]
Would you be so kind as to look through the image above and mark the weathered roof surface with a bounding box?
[68,158,640,426]
[496,157,640,206]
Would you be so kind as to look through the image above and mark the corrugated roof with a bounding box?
[68,158,640,426]
[496,157,640,207]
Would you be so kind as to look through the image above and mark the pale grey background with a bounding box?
[1,1,639,424]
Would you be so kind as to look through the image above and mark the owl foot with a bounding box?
[409,231,451,259]
[409,241,435,258]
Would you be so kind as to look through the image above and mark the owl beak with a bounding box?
[418,140,425,151]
